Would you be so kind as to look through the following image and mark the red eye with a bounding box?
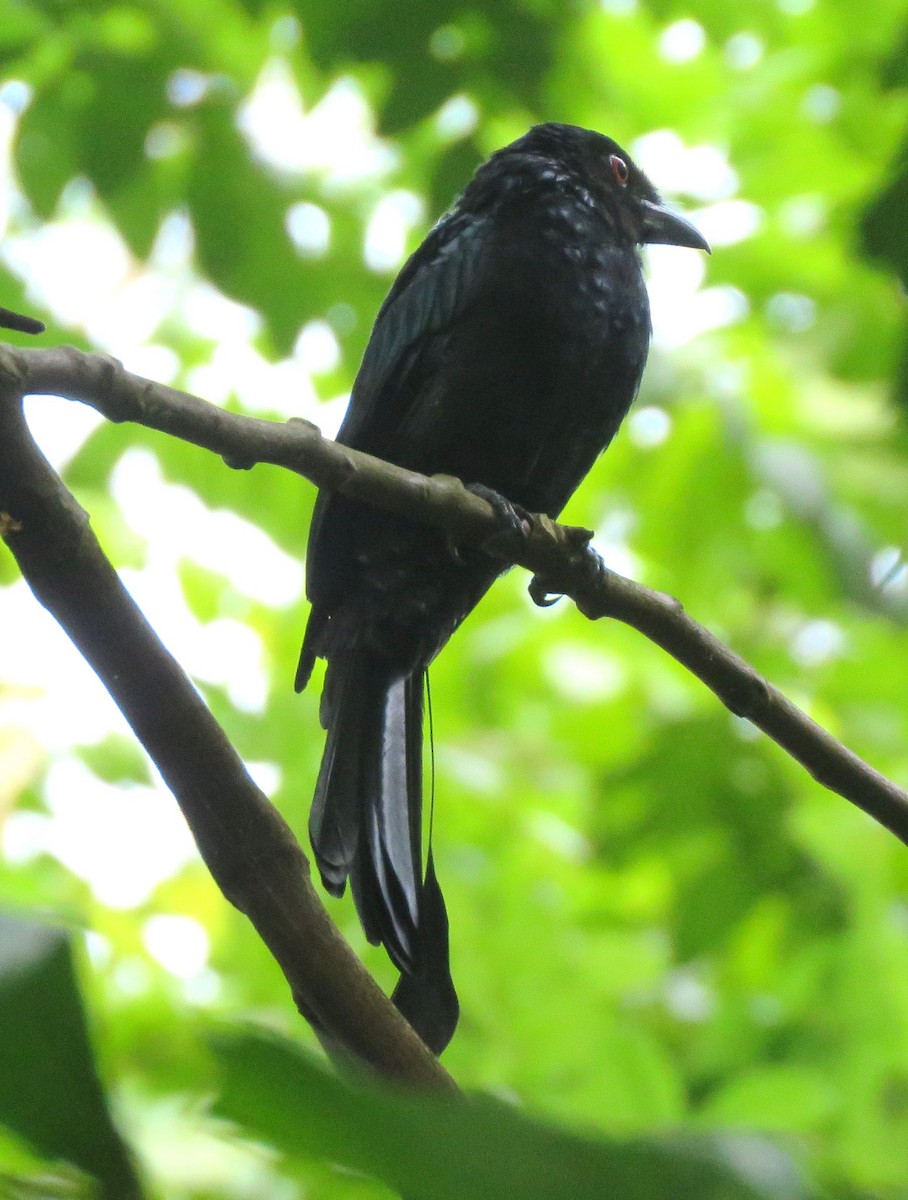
[610,154,629,186]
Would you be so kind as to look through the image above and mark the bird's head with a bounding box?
[502,123,710,254]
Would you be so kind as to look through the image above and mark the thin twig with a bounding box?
[0,305,45,335]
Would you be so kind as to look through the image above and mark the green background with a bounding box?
[2,0,908,1195]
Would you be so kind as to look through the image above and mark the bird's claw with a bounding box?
[464,482,530,561]
[528,525,597,607]
[528,576,563,607]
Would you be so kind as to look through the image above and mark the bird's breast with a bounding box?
[397,204,650,514]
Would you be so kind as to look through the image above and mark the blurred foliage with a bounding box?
[211,1025,808,1200]
[0,913,142,1198]
[1,0,908,1198]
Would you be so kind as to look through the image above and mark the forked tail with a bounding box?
[307,647,459,1053]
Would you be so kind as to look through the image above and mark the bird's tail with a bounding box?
[308,647,459,1054]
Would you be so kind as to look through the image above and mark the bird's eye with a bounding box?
[609,155,629,186]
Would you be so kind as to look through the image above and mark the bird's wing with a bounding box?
[334,206,491,455]
[297,207,492,687]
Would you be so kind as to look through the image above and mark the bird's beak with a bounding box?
[639,200,711,253]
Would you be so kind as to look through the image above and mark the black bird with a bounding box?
[296,123,708,1053]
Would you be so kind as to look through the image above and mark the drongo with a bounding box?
[297,123,709,1053]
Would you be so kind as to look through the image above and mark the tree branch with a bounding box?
[6,343,907,845]
[2,340,907,1086]
[0,347,455,1092]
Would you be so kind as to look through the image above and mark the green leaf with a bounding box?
[0,1123,94,1200]
[860,140,908,289]
[0,0,48,60]
[702,1065,837,1132]
[75,735,150,786]
[16,87,80,218]
[185,100,315,353]
[211,1027,808,1200]
[0,912,143,1200]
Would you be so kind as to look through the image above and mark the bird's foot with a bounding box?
[527,523,597,608]
[464,483,530,561]
[528,575,563,607]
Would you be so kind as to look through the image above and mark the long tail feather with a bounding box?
[308,654,365,893]
[392,850,459,1054]
[308,647,458,1052]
